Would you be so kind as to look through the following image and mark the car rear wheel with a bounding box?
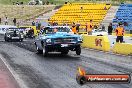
[36,46,43,54]
[43,47,48,57]
[76,46,81,55]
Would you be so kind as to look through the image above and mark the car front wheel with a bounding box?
[36,46,43,54]
[76,46,81,55]
[43,47,48,57]
[4,37,7,41]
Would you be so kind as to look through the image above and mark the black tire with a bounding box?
[36,46,43,54]
[76,46,81,55]
[5,38,9,42]
[4,37,7,41]
[43,47,48,57]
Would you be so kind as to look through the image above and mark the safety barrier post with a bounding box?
[112,43,132,55]
[81,35,110,52]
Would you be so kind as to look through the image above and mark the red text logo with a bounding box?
[95,38,102,47]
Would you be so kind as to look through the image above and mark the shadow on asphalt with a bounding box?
[35,52,80,61]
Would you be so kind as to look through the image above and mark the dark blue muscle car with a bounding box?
[34,26,82,56]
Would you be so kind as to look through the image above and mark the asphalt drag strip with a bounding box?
[0,34,132,88]
[0,40,131,88]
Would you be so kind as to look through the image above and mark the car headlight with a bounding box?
[7,35,10,38]
[46,39,52,43]
[78,37,83,41]
[21,35,24,38]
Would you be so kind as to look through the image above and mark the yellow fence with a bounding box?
[81,35,110,51]
[112,43,132,55]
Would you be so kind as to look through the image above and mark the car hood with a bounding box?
[42,32,79,39]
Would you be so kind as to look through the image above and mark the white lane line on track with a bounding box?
[0,54,29,88]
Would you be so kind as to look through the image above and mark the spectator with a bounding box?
[124,22,128,26]
[53,22,55,26]
[46,1,49,5]
[71,22,77,34]
[104,6,107,10]
[76,23,80,32]
[38,21,41,30]
[5,17,8,25]
[35,0,39,5]
[55,22,58,26]
[94,24,98,29]
[16,1,19,5]
[108,23,113,35]
[17,21,20,27]
[32,21,35,26]
[42,1,45,5]
[0,18,1,24]
[13,18,16,26]
[81,6,83,12]
[20,2,23,5]
[53,22,58,26]
[102,24,105,31]
[13,2,15,5]
[115,23,125,43]
[85,22,88,32]
[86,20,93,35]
[54,28,58,33]
[36,21,38,29]
[27,27,34,38]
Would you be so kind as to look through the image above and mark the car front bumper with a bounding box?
[6,37,23,40]
[45,43,81,52]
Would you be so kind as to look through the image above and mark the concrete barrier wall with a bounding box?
[81,35,110,51]
[112,43,132,55]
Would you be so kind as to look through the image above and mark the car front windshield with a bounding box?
[8,29,19,33]
[42,27,71,34]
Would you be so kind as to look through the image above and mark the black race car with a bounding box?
[4,28,24,42]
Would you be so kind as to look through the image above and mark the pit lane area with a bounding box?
[0,34,132,88]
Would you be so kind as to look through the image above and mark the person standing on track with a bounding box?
[71,22,77,34]
[108,23,113,35]
[86,20,93,35]
[76,23,80,32]
[115,23,125,43]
